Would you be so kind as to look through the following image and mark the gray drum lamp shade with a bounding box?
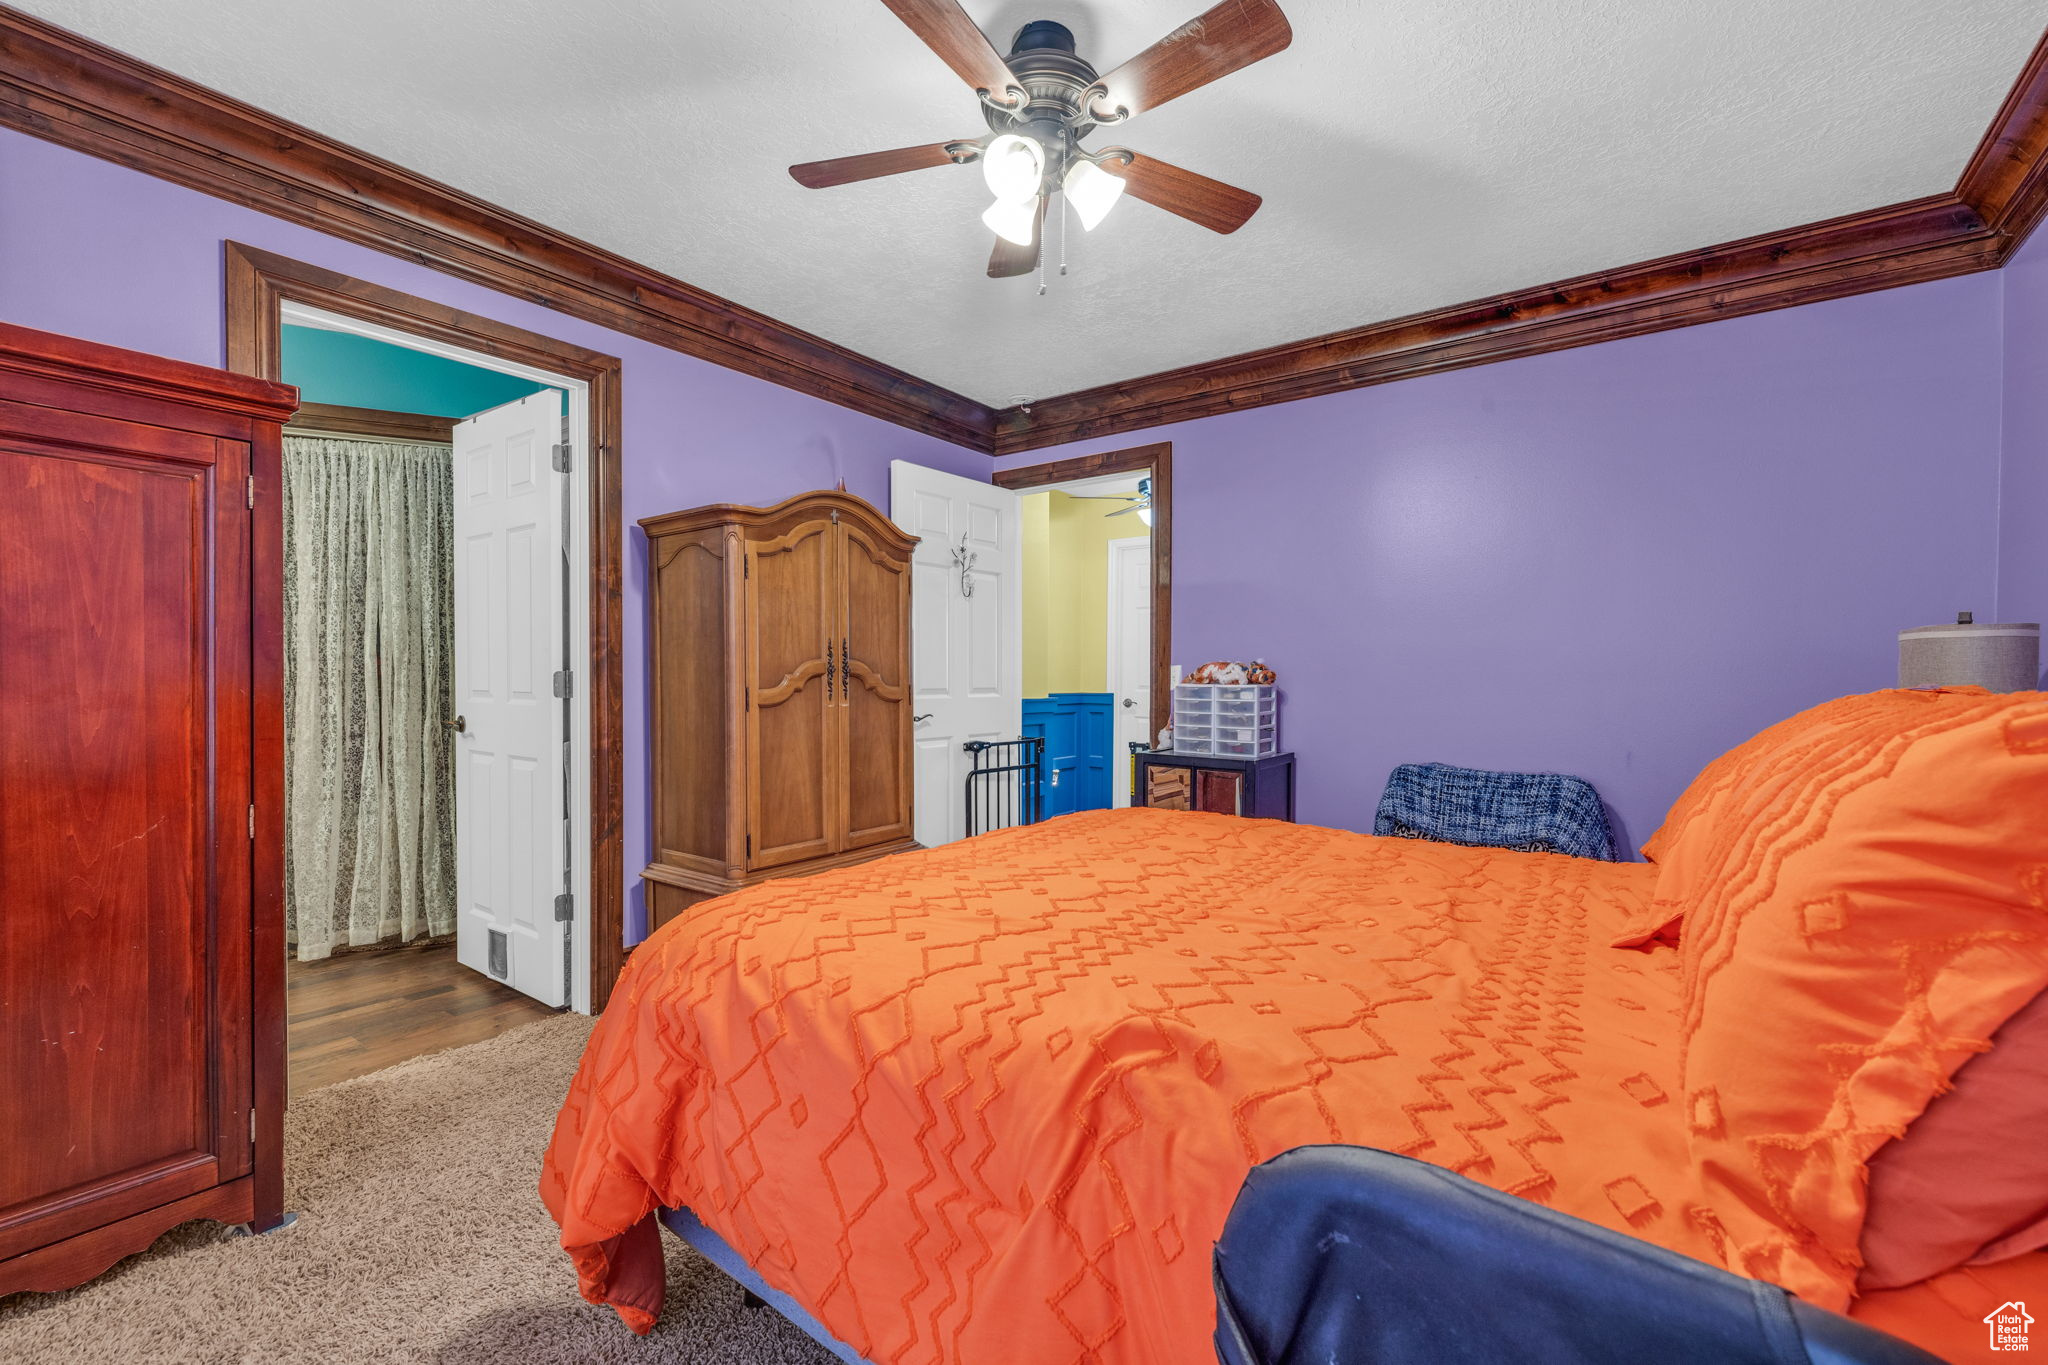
[1898,617,2041,692]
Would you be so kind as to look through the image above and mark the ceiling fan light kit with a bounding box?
[1062,158,1124,231]
[980,132,1044,202]
[789,0,1290,280]
[981,196,1039,247]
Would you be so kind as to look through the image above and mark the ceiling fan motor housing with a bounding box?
[984,20,1106,185]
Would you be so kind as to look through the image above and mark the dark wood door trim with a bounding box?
[226,243,627,1013]
[285,402,455,445]
[0,5,991,450]
[995,444,1173,749]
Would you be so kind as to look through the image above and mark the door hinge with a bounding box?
[245,476,255,509]
[553,892,574,923]
[248,804,255,839]
[552,669,573,699]
[551,442,572,474]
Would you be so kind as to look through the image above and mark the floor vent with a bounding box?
[487,929,509,979]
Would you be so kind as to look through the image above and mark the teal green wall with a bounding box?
[281,325,552,416]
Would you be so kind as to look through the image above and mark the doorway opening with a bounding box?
[1016,474,1153,811]
[891,443,1172,848]
[226,244,625,1099]
[278,319,566,1090]
[997,444,1173,813]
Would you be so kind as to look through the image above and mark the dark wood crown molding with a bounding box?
[4,6,2047,458]
[989,24,2048,454]
[1958,23,2048,256]
[991,194,1999,452]
[0,5,994,450]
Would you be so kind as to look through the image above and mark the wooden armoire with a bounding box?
[0,320,295,1294]
[640,491,919,930]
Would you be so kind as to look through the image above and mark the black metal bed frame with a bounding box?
[963,737,1046,837]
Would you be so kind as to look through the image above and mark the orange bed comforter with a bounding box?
[541,807,2031,1363]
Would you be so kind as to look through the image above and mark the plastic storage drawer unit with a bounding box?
[1173,683,1278,757]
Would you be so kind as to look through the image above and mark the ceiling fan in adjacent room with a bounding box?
[1073,476,1154,525]
[788,0,1291,278]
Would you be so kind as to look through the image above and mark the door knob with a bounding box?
[913,713,933,724]
[1122,698,1135,708]
[444,716,466,733]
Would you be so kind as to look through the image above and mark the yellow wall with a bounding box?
[1021,489,1151,697]
[1021,493,1052,697]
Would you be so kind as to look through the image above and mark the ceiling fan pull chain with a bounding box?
[1059,192,1069,277]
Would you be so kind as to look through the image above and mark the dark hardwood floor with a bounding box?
[286,942,559,1097]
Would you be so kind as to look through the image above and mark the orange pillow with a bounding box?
[1611,688,1994,949]
[1667,689,2048,1310]
[1858,985,2048,1289]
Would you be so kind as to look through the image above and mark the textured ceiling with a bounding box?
[22,0,2048,405]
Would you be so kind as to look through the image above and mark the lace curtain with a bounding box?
[283,435,456,960]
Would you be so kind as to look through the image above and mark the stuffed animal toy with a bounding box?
[1182,659,1277,685]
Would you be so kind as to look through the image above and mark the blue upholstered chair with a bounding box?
[1213,1146,1938,1365]
[1373,762,1616,860]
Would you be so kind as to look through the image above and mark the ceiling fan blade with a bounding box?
[789,140,978,189]
[1090,0,1292,121]
[1106,503,1148,517]
[987,197,1046,278]
[1101,153,1262,233]
[880,0,1024,104]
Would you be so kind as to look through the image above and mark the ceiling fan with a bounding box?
[788,0,1291,278]
[1073,476,1154,524]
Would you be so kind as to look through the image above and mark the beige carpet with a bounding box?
[0,1016,842,1364]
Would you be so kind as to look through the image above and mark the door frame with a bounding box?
[1104,533,1152,806]
[224,242,626,1014]
[995,443,1173,748]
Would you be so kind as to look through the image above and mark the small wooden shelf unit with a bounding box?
[1136,749,1297,822]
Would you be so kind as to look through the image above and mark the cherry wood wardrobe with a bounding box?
[640,491,918,931]
[0,321,296,1294]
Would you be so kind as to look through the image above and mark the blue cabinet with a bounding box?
[1022,693,1113,816]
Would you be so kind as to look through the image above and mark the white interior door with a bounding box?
[452,389,567,1006]
[890,460,1021,847]
[1106,536,1152,808]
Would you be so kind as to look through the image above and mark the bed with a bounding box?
[543,688,2048,1365]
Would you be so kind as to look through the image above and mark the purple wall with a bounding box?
[2002,229,2048,666]
[998,278,2008,850]
[1,126,2025,904]
[0,128,988,943]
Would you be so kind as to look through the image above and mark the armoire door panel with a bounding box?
[745,517,838,868]
[839,522,913,850]
[0,432,252,1256]
[651,530,732,867]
